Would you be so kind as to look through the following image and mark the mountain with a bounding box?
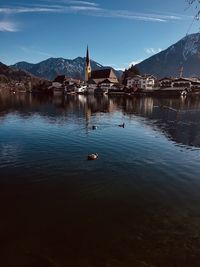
[135,33,200,78]
[11,57,123,81]
[0,62,50,92]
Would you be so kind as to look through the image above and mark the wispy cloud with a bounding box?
[0,5,101,14]
[0,2,185,23]
[67,5,101,12]
[89,10,182,22]
[41,0,98,6]
[145,48,163,54]
[20,46,54,57]
[46,0,99,6]
[0,21,19,32]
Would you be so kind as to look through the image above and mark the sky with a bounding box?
[0,0,199,69]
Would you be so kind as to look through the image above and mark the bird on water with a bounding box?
[118,123,125,128]
[87,153,98,160]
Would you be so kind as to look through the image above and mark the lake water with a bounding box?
[1,93,200,267]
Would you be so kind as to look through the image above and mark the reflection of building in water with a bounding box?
[140,98,154,116]
[77,95,87,104]
[107,99,117,113]
[124,97,154,117]
[85,106,91,121]
[2,92,200,148]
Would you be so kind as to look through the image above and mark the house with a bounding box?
[171,78,192,89]
[159,77,173,88]
[90,68,118,84]
[190,78,200,90]
[99,78,116,90]
[127,75,141,88]
[127,75,156,90]
[88,68,119,93]
[53,75,81,86]
[51,75,83,95]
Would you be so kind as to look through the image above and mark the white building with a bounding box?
[127,75,156,90]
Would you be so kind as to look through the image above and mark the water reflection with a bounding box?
[1,93,200,148]
[1,93,200,266]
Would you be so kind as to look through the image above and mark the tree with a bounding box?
[121,65,140,85]
[129,65,140,75]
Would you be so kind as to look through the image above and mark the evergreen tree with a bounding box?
[121,65,140,85]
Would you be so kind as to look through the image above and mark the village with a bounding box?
[5,46,200,97]
[48,47,200,97]
[50,72,200,97]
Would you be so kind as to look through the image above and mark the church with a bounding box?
[85,47,119,91]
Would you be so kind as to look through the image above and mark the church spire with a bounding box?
[86,45,90,66]
[85,45,91,82]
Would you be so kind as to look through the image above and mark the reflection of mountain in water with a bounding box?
[121,96,200,148]
[1,93,200,148]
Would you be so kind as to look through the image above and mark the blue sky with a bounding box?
[0,0,199,69]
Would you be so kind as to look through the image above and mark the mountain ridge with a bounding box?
[11,57,123,81]
[135,32,200,78]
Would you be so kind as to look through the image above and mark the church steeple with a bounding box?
[85,45,91,82]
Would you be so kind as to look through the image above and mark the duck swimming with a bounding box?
[87,153,98,160]
[118,123,125,128]
[92,125,97,130]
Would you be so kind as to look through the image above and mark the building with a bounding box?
[88,68,119,93]
[155,76,200,96]
[50,75,82,95]
[159,77,173,88]
[84,46,119,93]
[85,46,91,82]
[90,69,118,84]
[53,75,68,84]
[127,75,156,90]
[171,77,192,89]
[53,75,81,86]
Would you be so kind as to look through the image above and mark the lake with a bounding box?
[1,93,200,267]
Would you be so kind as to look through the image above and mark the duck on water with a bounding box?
[87,153,98,160]
[118,123,125,128]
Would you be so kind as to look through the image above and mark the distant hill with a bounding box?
[0,62,50,92]
[0,62,30,81]
[135,33,200,78]
[11,57,123,81]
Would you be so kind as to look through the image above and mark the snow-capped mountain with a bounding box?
[11,57,122,81]
[135,33,200,78]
